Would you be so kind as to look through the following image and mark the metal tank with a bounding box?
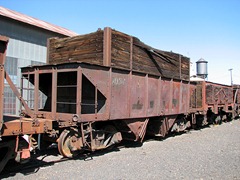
[196,58,208,79]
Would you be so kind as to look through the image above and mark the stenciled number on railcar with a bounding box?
[112,77,126,86]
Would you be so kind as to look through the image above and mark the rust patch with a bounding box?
[150,101,154,108]
[132,100,143,110]
[172,99,178,107]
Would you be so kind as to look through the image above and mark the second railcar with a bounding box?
[191,81,235,126]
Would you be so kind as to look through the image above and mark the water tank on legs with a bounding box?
[196,58,208,79]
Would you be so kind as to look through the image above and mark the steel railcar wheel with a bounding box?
[58,129,80,158]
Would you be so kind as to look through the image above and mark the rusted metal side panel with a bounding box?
[109,69,193,119]
[206,83,213,104]
[0,36,9,133]
[197,82,203,109]
[161,80,171,115]
[172,81,180,114]
[130,74,146,118]
[202,81,206,110]
[82,66,109,99]
[159,80,192,115]
[110,70,129,119]
[147,77,158,116]
[180,82,188,113]
[189,83,199,110]
[227,87,233,104]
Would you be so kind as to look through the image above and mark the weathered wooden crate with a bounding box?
[47,27,190,80]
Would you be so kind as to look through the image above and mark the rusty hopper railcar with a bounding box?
[19,61,196,155]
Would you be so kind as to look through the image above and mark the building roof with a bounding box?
[0,6,78,37]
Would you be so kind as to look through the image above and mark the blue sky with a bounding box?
[1,0,240,85]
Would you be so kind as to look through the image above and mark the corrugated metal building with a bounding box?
[0,6,78,116]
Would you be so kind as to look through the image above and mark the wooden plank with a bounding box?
[132,61,160,76]
[112,30,131,43]
[47,27,190,80]
[111,59,130,69]
[49,52,104,65]
[48,30,103,65]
